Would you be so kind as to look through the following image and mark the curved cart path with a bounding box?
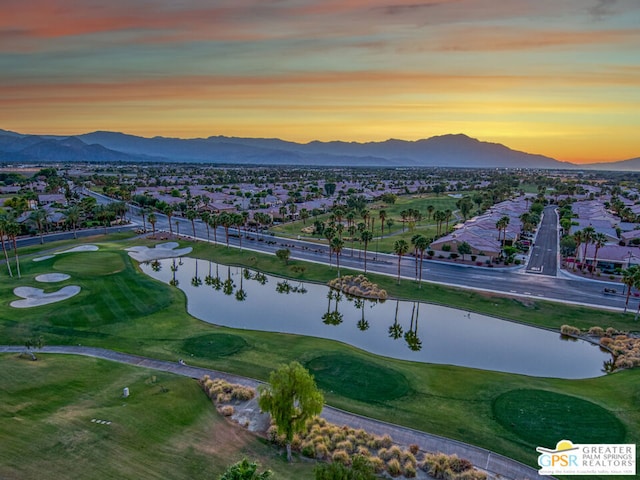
[0,345,542,480]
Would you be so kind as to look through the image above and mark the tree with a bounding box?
[360,230,373,273]
[276,248,290,265]
[148,212,157,236]
[200,211,211,242]
[496,215,509,248]
[0,214,13,278]
[580,226,595,272]
[219,458,272,480]
[330,236,344,277]
[186,209,198,238]
[457,241,472,261]
[572,230,583,271]
[29,208,48,244]
[258,362,324,462]
[590,233,607,276]
[65,205,80,239]
[159,202,174,236]
[314,454,375,480]
[456,196,473,220]
[622,265,640,312]
[414,235,430,288]
[393,239,409,285]
[6,219,21,278]
[378,209,387,237]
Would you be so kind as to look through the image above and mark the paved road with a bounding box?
[526,205,558,276]
[0,345,542,480]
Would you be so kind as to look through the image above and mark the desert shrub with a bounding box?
[301,441,315,458]
[336,440,354,453]
[600,337,614,347]
[457,470,487,480]
[369,456,385,473]
[560,324,581,335]
[606,327,618,336]
[220,405,234,416]
[421,452,482,480]
[315,443,330,460]
[388,445,403,459]
[378,434,393,448]
[409,444,420,455]
[356,445,371,457]
[332,449,350,465]
[267,425,285,446]
[401,450,416,465]
[404,461,417,478]
[378,448,391,461]
[449,455,473,473]
[588,326,605,336]
[387,458,402,477]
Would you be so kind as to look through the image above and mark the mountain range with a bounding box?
[0,128,637,170]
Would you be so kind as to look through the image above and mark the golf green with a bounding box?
[182,333,248,358]
[305,353,411,403]
[492,389,626,447]
[54,251,125,276]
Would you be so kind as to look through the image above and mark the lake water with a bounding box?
[140,257,610,379]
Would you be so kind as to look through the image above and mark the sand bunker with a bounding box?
[56,245,99,254]
[126,242,193,262]
[33,255,55,262]
[11,285,81,308]
[35,273,71,283]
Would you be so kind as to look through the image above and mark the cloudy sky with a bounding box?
[1,0,639,163]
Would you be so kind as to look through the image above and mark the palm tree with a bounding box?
[331,237,344,277]
[65,205,80,239]
[160,203,174,236]
[6,220,21,278]
[411,234,424,280]
[590,233,607,276]
[209,213,220,244]
[444,209,453,232]
[186,209,198,238]
[219,212,232,247]
[426,205,434,221]
[415,235,430,288]
[324,227,335,266]
[148,212,157,236]
[360,230,373,273]
[200,211,211,242]
[496,216,509,248]
[379,209,387,236]
[622,265,640,312]
[393,239,409,285]
[29,208,48,244]
[581,226,595,272]
[0,214,14,278]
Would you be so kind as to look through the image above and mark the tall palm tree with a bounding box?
[186,209,198,238]
[29,208,48,244]
[0,214,13,278]
[330,236,344,277]
[393,239,409,285]
[219,212,232,247]
[148,212,157,236]
[324,227,335,266]
[140,206,148,232]
[622,265,640,312]
[581,226,595,272]
[209,213,220,244]
[378,210,387,237]
[411,234,424,280]
[160,203,174,236]
[415,235,430,288]
[6,220,21,278]
[590,233,607,276]
[496,216,509,248]
[200,211,211,242]
[426,205,434,221]
[65,205,80,239]
[360,230,373,273]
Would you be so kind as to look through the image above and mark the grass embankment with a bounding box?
[1,234,639,479]
[0,354,311,480]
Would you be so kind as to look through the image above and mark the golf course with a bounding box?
[1,233,638,479]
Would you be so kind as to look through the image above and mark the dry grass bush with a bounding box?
[401,450,417,465]
[327,275,388,300]
[220,405,235,416]
[378,434,393,448]
[588,326,605,336]
[378,448,391,461]
[356,445,371,457]
[369,456,385,473]
[315,443,330,460]
[599,334,640,370]
[560,324,581,335]
[409,443,420,455]
[388,445,403,459]
[387,458,402,477]
[199,375,255,403]
[421,453,485,480]
[332,449,350,465]
[335,440,354,453]
[404,461,417,478]
[606,327,618,336]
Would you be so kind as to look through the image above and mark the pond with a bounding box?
[140,257,611,379]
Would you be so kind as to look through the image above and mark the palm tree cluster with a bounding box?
[571,226,608,274]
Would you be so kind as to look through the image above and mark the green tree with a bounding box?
[258,362,324,462]
[414,235,430,288]
[65,205,81,239]
[219,458,272,480]
[148,212,157,236]
[393,239,409,285]
[6,219,21,278]
[186,209,198,237]
[29,208,48,244]
[276,248,291,265]
[457,241,472,261]
[360,230,373,273]
[314,454,375,480]
[622,265,640,313]
[590,232,607,276]
[331,236,344,277]
[0,214,14,278]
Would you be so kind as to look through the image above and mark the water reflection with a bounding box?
[140,257,611,379]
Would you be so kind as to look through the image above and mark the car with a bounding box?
[603,288,618,295]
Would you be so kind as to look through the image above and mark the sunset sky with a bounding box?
[1,0,639,163]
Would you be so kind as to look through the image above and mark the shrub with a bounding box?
[560,325,581,335]
[387,458,402,477]
[588,326,605,337]
[404,461,417,478]
[315,443,330,460]
[409,443,420,455]
[606,327,618,336]
[378,434,393,448]
[378,448,391,461]
[369,456,385,473]
[448,455,473,473]
[356,445,371,457]
[336,440,354,453]
[401,450,416,465]
[332,449,350,465]
[301,441,315,458]
[388,445,403,459]
[220,405,234,416]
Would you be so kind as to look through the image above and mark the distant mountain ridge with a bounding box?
[0,128,636,169]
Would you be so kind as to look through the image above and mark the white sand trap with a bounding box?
[11,285,81,308]
[56,245,99,254]
[126,242,192,262]
[33,255,55,262]
[35,273,71,283]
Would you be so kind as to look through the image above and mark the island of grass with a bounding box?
[328,274,388,300]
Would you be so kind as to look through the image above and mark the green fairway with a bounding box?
[53,251,126,276]
[1,234,639,479]
[0,354,313,480]
[305,353,411,403]
[493,389,626,447]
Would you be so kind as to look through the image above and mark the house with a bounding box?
[575,244,640,273]
[38,194,66,206]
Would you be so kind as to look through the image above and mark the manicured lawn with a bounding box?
[0,354,314,480]
[1,234,639,479]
